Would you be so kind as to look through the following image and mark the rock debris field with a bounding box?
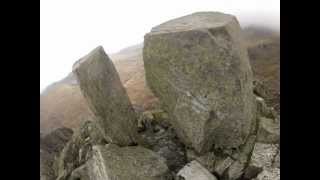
[40,12,280,180]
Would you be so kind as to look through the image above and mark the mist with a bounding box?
[40,0,279,92]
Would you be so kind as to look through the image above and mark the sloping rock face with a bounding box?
[55,121,106,180]
[143,12,256,154]
[73,46,140,146]
[40,128,73,180]
[75,144,172,180]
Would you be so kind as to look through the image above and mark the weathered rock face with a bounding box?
[56,121,106,180]
[257,117,280,144]
[253,167,280,180]
[243,143,279,179]
[143,12,256,154]
[138,109,187,173]
[177,161,218,180]
[40,128,73,180]
[79,144,172,180]
[73,46,140,146]
[40,127,73,154]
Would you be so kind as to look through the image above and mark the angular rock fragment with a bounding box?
[40,127,73,154]
[40,128,73,180]
[256,96,274,118]
[253,80,270,99]
[73,46,140,146]
[253,167,280,180]
[143,12,256,154]
[272,149,280,168]
[224,161,245,180]
[248,143,278,170]
[138,113,187,173]
[56,121,106,180]
[177,161,218,180]
[69,164,90,180]
[213,156,235,176]
[257,117,280,144]
[84,144,172,180]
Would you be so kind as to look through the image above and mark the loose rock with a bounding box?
[250,143,278,168]
[56,121,106,180]
[40,127,73,180]
[84,144,172,180]
[253,167,280,180]
[257,117,280,144]
[177,160,218,180]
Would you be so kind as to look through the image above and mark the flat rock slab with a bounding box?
[85,144,171,180]
[73,46,139,146]
[143,12,255,154]
[177,160,217,180]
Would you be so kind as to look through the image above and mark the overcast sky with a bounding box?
[40,0,280,92]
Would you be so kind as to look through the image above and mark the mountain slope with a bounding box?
[40,26,280,134]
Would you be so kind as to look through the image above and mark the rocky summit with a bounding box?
[143,12,256,154]
[41,11,279,180]
[73,46,140,146]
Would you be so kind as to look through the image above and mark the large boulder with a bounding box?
[73,46,140,146]
[72,144,172,180]
[143,12,256,154]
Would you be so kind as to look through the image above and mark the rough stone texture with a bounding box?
[56,121,106,180]
[241,143,279,179]
[138,110,187,173]
[143,12,256,154]
[40,149,56,180]
[40,128,73,180]
[177,161,218,180]
[249,143,278,168]
[69,164,90,180]
[255,96,276,119]
[40,127,73,154]
[73,46,140,146]
[257,117,280,144]
[272,149,280,168]
[194,152,217,173]
[82,144,172,180]
[253,80,270,99]
[253,167,280,180]
[186,118,258,179]
[224,161,245,180]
